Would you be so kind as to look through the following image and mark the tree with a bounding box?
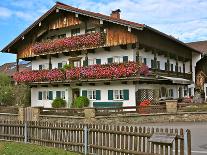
[0,73,14,105]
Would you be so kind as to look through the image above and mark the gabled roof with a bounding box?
[1,1,201,54]
[187,40,207,53]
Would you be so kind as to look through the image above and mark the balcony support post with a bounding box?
[16,56,19,72]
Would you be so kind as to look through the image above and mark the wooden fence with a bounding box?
[0,120,191,155]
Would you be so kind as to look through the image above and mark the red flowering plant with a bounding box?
[13,62,149,83]
[32,32,105,55]
[13,69,65,83]
[66,62,149,80]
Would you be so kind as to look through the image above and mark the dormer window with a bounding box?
[71,28,80,36]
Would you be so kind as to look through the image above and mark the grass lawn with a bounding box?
[0,141,80,155]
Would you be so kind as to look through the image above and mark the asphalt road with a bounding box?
[139,122,207,155]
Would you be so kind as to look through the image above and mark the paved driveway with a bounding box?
[139,122,207,155]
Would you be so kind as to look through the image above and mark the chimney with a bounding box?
[110,9,121,19]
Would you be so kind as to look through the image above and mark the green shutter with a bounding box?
[108,90,113,100]
[107,58,113,64]
[56,91,61,98]
[38,91,42,100]
[143,58,147,65]
[96,59,101,64]
[49,91,53,100]
[82,90,87,97]
[83,60,88,67]
[123,89,129,100]
[96,90,101,100]
[58,63,62,69]
[151,60,154,68]
[123,56,128,62]
[39,65,42,70]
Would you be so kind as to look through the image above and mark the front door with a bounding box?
[72,89,80,103]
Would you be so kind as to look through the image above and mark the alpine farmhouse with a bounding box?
[1,2,201,108]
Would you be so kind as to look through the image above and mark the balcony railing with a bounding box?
[13,62,149,83]
[32,32,105,55]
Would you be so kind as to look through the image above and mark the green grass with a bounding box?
[182,104,207,112]
[0,141,80,155]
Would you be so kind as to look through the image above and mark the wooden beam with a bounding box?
[51,53,59,58]
[40,55,47,59]
[104,47,111,51]
[104,82,110,85]
[120,44,127,50]
[62,52,70,56]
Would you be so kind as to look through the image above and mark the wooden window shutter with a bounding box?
[58,63,62,69]
[151,60,154,68]
[38,91,42,100]
[107,58,113,64]
[123,56,128,62]
[39,65,43,70]
[82,90,87,97]
[83,60,88,67]
[108,90,113,100]
[49,91,53,100]
[96,90,101,100]
[123,89,129,100]
[143,58,147,65]
[96,59,101,64]
[56,91,61,98]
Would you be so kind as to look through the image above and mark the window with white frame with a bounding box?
[38,90,53,100]
[87,90,96,100]
[114,90,124,100]
[168,89,174,98]
[74,61,81,67]
[88,59,95,66]
[113,56,123,63]
[56,91,66,99]
[42,91,48,100]
[39,63,49,70]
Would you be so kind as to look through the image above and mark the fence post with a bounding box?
[187,129,191,155]
[84,126,88,155]
[24,121,27,143]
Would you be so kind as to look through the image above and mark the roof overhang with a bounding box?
[159,76,193,85]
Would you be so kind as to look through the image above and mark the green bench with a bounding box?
[93,102,123,108]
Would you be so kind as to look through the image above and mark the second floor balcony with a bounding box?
[13,62,149,83]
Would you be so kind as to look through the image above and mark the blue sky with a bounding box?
[1,0,207,65]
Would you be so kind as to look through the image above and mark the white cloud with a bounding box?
[0,7,12,18]
[1,0,207,42]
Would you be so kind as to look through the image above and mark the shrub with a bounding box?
[74,96,89,108]
[52,98,66,108]
[63,64,72,70]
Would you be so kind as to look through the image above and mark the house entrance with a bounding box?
[72,89,80,102]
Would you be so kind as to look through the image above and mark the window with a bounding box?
[88,90,96,100]
[151,59,155,69]
[160,87,167,98]
[165,62,168,71]
[86,28,96,34]
[189,88,192,96]
[38,91,53,100]
[114,56,123,63]
[56,91,66,99]
[168,89,174,98]
[47,35,56,40]
[58,61,67,69]
[39,64,49,70]
[143,58,147,65]
[58,34,66,39]
[88,59,95,66]
[71,28,80,36]
[179,66,182,73]
[184,87,188,96]
[74,61,81,67]
[170,64,174,72]
[157,61,160,70]
[114,90,124,100]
